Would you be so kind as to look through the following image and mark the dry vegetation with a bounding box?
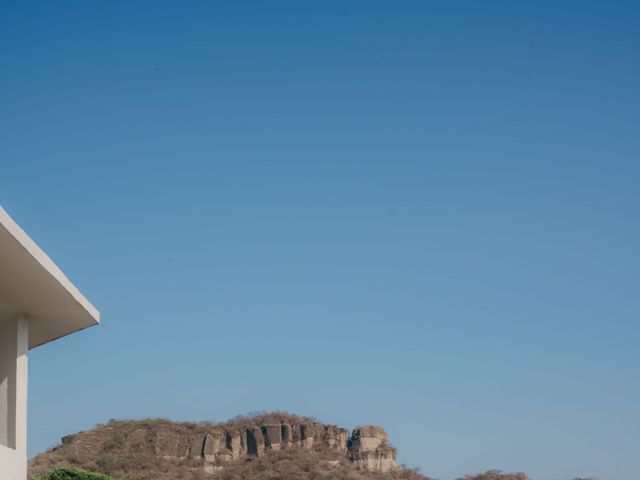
[220,411,320,429]
[29,412,428,480]
[201,449,429,480]
[454,470,600,480]
[32,448,429,480]
[28,412,598,480]
[455,471,528,480]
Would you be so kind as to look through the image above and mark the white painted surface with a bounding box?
[0,206,100,349]
[15,317,28,457]
[0,317,28,480]
[0,444,26,480]
[0,319,18,449]
[0,207,100,479]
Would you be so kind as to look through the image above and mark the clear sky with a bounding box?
[1,2,639,479]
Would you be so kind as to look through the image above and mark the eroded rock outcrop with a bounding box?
[349,425,398,472]
[30,413,399,478]
[262,424,282,450]
[225,428,246,459]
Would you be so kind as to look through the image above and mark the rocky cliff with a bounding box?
[29,412,408,480]
[350,425,397,472]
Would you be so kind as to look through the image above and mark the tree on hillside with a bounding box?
[33,468,116,480]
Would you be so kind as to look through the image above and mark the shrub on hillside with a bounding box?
[32,467,117,480]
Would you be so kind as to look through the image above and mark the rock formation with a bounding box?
[349,425,398,473]
[29,413,399,479]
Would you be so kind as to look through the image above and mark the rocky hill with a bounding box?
[29,412,427,480]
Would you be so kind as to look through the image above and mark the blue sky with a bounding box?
[1,2,639,479]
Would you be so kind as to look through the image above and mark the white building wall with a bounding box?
[0,444,26,479]
[0,316,29,480]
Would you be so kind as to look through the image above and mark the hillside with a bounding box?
[28,412,428,480]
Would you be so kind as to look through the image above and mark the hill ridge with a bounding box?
[29,412,422,480]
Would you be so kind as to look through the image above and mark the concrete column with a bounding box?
[15,315,28,456]
[0,315,28,454]
[0,318,18,449]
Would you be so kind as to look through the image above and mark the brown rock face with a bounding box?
[349,425,398,472]
[323,425,349,452]
[188,434,204,458]
[300,423,316,449]
[202,429,227,461]
[226,429,246,460]
[246,426,265,456]
[291,423,303,447]
[339,428,350,452]
[262,424,282,450]
[281,423,293,448]
[202,433,217,461]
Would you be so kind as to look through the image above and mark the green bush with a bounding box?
[33,467,117,480]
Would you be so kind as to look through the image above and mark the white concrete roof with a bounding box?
[0,206,100,349]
